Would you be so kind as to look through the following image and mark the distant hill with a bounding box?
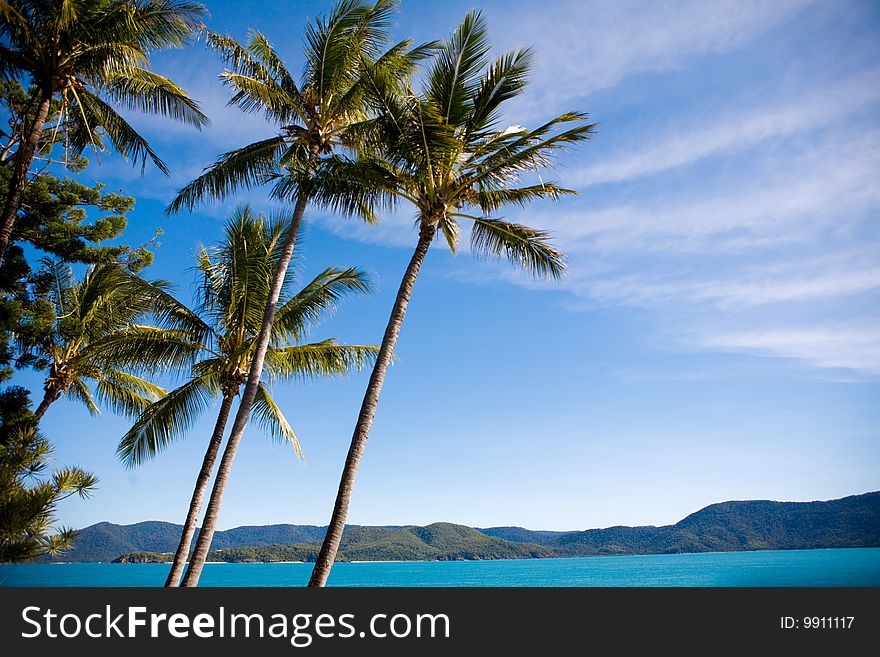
[484,492,880,556]
[52,491,880,563]
[53,522,328,563]
[114,523,552,564]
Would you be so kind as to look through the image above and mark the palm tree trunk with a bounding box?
[179,154,317,587]
[308,221,436,587]
[164,391,235,587]
[0,90,52,263]
[32,387,60,423]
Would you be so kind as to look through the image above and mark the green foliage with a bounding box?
[0,162,156,272]
[0,386,97,562]
[12,259,168,417]
[336,523,552,561]
[168,0,434,213]
[45,520,329,561]
[116,207,378,465]
[486,492,880,556]
[0,79,163,386]
[0,0,208,173]
[310,11,596,279]
[113,543,321,563]
[0,163,156,385]
[112,551,173,564]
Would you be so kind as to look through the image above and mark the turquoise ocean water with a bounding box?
[1,548,879,587]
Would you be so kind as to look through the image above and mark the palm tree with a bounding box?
[15,258,167,422]
[166,0,431,587]
[306,11,596,586]
[0,0,209,261]
[113,207,377,586]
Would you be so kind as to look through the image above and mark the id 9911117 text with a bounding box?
[780,616,855,630]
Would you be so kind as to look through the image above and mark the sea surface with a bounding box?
[1,548,879,587]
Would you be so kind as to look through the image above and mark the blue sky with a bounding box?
[11,0,880,531]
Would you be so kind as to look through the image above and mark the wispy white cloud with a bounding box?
[456,97,879,376]
[579,262,880,309]
[548,128,880,254]
[571,68,880,186]
[702,326,880,375]
[494,0,816,107]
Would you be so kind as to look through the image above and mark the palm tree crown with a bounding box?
[0,0,209,171]
[0,0,209,263]
[116,206,377,466]
[15,258,167,421]
[167,0,434,213]
[316,10,595,274]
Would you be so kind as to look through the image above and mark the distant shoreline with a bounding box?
[36,545,880,566]
[7,548,879,587]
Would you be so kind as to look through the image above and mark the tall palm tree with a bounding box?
[166,0,431,587]
[0,0,209,261]
[15,258,167,422]
[113,207,377,586]
[306,11,596,586]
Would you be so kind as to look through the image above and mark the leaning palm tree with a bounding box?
[15,258,167,422]
[167,0,432,587]
[306,11,596,586]
[0,0,209,261]
[113,207,377,587]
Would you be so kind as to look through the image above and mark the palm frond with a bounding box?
[166,136,288,212]
[103,66,209,127]
[208,31,278,84]
[37,257,74,313]
[427,10,491,126]
[306,155,400,222]
[70,263,156,337]
[125,1,207,51]
[210,29,306,123]
[469,217,566,280]
[465,113,596,190]
[263,341,378,382]
[196,206,286,337]
[94,369,165,419]
[466,47,533,140]
[66,378,99,416]
[406,96,459,194]
[304,0,396,110]
[252,382,303,459]
[71,87,169,174]
[133,278,212,344]
[474,183,576,214]
[220,71,299,122]
[116,373,219,467]
[272,267,373,342]
[87,325,203,375]
[438,215,461,254]
[246,31,300,97]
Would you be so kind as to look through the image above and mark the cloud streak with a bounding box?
[548,127,880,254]
[571,68,880,186]
[702,327,880,376]
[494,0,816,108]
